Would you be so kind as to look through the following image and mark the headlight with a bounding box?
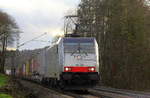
[91,68,95,71]
[65,67,69,71]
[64,67,71,72]
[89,67,95,71]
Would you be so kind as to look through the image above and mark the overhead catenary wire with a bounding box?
[17,32,47,49]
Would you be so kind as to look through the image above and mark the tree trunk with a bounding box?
[0,35,7,74]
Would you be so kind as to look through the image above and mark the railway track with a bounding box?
[43,84,103,98]
[17,79,150,98]
[18,79,103,98]
[88,86,150,98]
[62,90,101,98]
[96,86,150,97]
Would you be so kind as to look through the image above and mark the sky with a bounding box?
[0,0,80,50]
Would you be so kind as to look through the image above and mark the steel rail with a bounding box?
[91,86,150,98]
[96,86,150,97]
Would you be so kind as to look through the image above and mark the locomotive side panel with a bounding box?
[58,38,65,73]
[95,39,99,73]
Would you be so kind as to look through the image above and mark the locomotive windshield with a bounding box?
[63,38,95,53]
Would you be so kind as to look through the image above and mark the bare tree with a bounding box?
[0,10,20,73]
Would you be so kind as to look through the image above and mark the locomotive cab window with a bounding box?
[63,38,95,53]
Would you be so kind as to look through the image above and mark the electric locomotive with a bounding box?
[60,37,100,89]
[16,36,100,90]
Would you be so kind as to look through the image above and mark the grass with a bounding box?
[0,74,9,87]
[0,74,13,98]
[0,94,12,98]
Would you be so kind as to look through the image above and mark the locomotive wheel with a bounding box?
[59,81,65,89]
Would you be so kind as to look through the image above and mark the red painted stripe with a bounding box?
[64,66,96,72]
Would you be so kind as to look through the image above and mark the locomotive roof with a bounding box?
[63,37,95,43]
